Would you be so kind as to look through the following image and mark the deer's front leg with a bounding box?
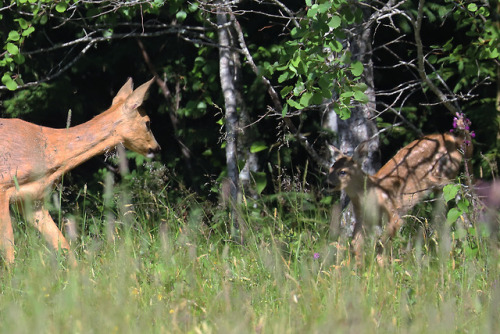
[30,203,76,266]
[351,212,365,267]
[376,212,403,265]
[0,195,15,264]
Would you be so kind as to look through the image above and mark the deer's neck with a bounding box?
[345,174,377,202]
[43,109,122,174]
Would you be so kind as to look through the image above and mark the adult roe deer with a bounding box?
[0,78,160,265]
[328,118,472,265]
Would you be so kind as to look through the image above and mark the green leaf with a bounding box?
[467,3,478,12]
[350,61,363,76]
[197,101,207,110]
[278,71,291,84]
[299,92,313,107]
[457,199,470,213]
[287,99,303,110]
[353,90,368,103]
[7,31,20,42]
[103,29,113,38]
[329,40,343,52]
[447,208,462,223]
[5,80,17,90]
[443,184,459,202]
[354,82,368,91]
[22,26,35,37]
[281,104,288,117]
[328,15,342,29]
[40,15,48,25]
[307,5,318,18]
[250,141,268,153]
[320,196,332,204]
[176,10,187,21]
[6,43,19,55]
[311,92,324,104]
[317,2,331,14]
[15,18,29,29]
[188,2,199,12]
[13,54,25,65]
[56,2,67,13]
[1,74,18,91]
[335,106,351,120]
[251,171,267,194]
[280,85,293,97]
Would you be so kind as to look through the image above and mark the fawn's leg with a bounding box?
[30,203,76,266]
[0,195,15,264]
[351,217,364,267]
[377,213,402,265]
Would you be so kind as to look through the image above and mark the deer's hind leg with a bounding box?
[29,202,76,266]
[0,194,15,264]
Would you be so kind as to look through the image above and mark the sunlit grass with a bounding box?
[0,186,499,333]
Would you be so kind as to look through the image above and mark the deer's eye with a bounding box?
[338,170,347,177]
[145,121,151,131]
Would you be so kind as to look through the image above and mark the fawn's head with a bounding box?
[112,78,161,158]
[327,156,362,191]
[327,144,370,191]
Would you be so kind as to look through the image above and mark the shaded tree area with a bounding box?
[0,0,498,238]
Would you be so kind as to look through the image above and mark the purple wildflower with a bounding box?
[450,112,474,146]
[313,252,320,260]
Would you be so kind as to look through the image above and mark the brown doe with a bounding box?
[328,130,472,265]
[0,78,160,265]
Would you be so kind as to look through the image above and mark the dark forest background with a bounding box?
[0,0,498,236]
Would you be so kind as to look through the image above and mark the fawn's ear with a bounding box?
[112,78,134,105]
[328,145,345,164]
[123,78,155,113]
[352,138,379,166]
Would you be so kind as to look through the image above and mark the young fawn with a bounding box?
[328,126,472,265]
[0,78,160,265]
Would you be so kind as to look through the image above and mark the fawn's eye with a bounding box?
[338,170,347,176]
[145,121,151,131]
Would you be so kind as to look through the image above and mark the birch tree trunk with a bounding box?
[217,2,241,235]
[325,4,380,237]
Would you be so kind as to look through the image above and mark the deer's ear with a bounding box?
[328,145,345,163]
[123,78,155,113]
[112,78,134,105]
[352,139,378,165]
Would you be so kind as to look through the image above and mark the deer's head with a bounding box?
[327,143,371,192]
[328,155,363,191]
[112,78,161,158]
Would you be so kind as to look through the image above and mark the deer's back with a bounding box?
[374,133,463,209]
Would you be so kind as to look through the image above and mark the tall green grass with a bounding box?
[0,179,499,333]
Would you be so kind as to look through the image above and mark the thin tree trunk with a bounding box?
[325,3,380,238]
[217,4,240,234]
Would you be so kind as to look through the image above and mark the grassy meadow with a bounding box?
[0,177,499,334]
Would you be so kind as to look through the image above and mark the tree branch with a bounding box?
[0,26,212,91]
[230,11,330,169]
[413,0,460,115]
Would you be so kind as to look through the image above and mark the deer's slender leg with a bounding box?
[376,213,403,265]
[30,203,76,266]
[351,212,365,266]
[0,195,15,264]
